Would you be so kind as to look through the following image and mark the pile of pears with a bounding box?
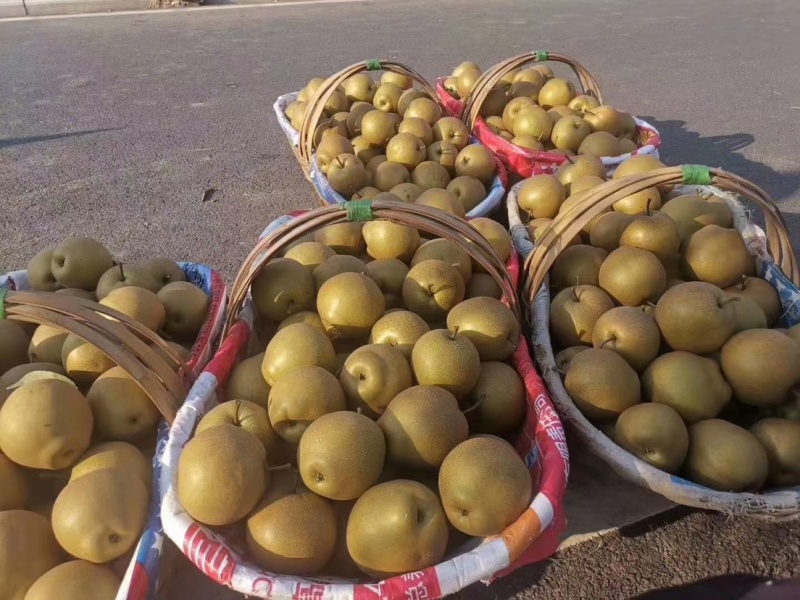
[286,72,499,215]
[520,154,800,493]
[177,218,533,580]
[0,236,210,600]
[443,61,640,157]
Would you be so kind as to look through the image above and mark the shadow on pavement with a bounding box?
[777,211,800,239]
[632,574,770,600]
[0,128,123,149]
[617,505,694,539]
[642,117,800,205]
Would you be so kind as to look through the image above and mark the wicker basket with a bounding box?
[519,164,800,517]
[159,200,569,599]
[273,60,509,218]
[435,51,661,178]
[0,263,227,600]
[1,290,190,418]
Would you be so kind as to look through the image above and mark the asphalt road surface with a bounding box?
[2,0,800,277]
[2,0,800,598]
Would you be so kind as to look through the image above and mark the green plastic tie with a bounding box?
[0,288,6,320]
[365,59,381,71]
[682,165,713,186]
[533,50,549,62]
[345,200,374,222]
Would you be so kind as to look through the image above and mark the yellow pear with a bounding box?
[70,441,152,492]
[283,242,335,274]
[340,344,413,416]
[24,561,121,600]
[262,323,336,386]
[402,260,465,322]
[86,366,160,442]
[362,221,420,262]
[225,352,271,409]
[268,366,346,443]
[27,247,60,292]
[52,467,149,562]
[317,272,386,339]
[368,310,430,360]
[0,510,62,600]
[251,258,316,322]
[365,258,409,309]
[0,378,92,470]
[197,399,282,459]
[446,296,520,361]
[51,237,114,290]
[178,424,267,526]
[28,325,68,365]
[411,329,480,400]
[157,282,209,342]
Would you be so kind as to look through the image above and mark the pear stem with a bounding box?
[600,338,615,349]
[719,296,740,308]
[232,399,242,427]
[450,326,459,341]
[267,463,294,472]
[572,287,579,302]
[119,263,125,281]
[462,398,483,415]
[645,197,652,217]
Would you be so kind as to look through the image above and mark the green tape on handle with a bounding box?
[365,59,381,71]
[533,50,549,62]
[0,288,7,320]
[345,200,374,222]
[682,165,713,186]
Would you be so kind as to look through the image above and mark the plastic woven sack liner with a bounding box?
[434,79,662,179]
[1,263,228,600]
[274,91,510,219]
[158,212,569,600]
[275,92,300,148]
[507,183,800,517]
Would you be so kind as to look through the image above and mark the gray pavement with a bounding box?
[2,0,799,279]
[2,0,800,598]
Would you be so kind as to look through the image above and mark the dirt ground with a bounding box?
[460,510,800,600]
[158,508,800,600]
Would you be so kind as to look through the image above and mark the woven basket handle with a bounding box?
[298,60,442,170]
[523,166,799,301]
[223,200,519,337]
[463,51,603,129]
[2,291,192,423]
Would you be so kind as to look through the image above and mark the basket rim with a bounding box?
[274,89,511,215]
[523,166,799,299]
[434,77,663,167]
[298,60,444,172]
[461,51,603,129]
[223,200,519,337]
